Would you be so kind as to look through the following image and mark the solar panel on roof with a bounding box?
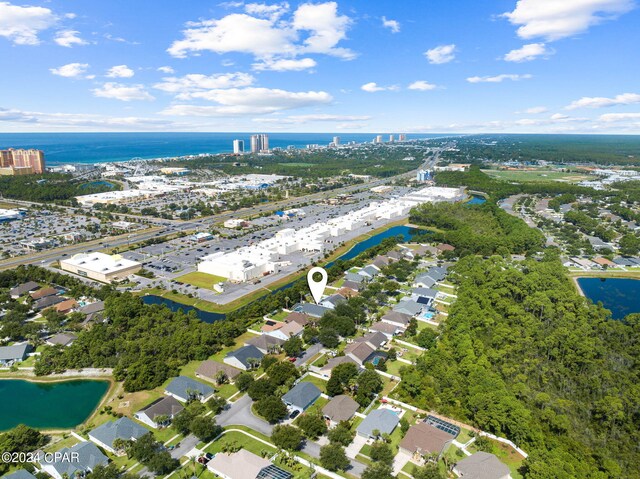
[256,465,293,479]
[425,415,460,437]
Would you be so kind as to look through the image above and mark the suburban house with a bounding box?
[9,281,40,299]
[412,287,438,301]
[165,376,215,403]
[381,311,412,328]
[414,273,437,289]
[135,396,184,429]
[393,299,424,317]
[357,331,387,349]
[207,449,292,479]
[292,303,330,318]
[372,255,390,270]
[5,470,37,479]
[358,265,380,279]
[342,280,363,292]
[322,395,359,427]
[344,341,376,366]
[30,287,58,300]
[356,409,400,439]
[344,272,365,284]
[46,333,77,347]
[337,287,358,298]
[79,301,105,322]
[436,243,455,254]
[265,321,304,341]
[88,417,149,455]
[453,451,512,479]
[369,321,403,339]
[284,312,311,326]
[318,356,359,377]
[196,360,241,384]
[34,295,65,311]
[426,266,448,281]
[0,343,32,366]
[224,344,265,370]
[55,299,78,314]
[319,293,347,310]
[399,422,454,459]
[39,441,108,479]
[282,382,321,413]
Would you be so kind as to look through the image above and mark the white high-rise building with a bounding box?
[250,134,269,153]
[375,135,383,144]
[399,134,407,142]
[389,134,395,142]
[332,136,341,146]
[233,139,244,154]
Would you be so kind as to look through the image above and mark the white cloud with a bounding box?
[361,82,398,93]
[566,92,640,109]
[504,43,550,62]
[54,29,87,48]
[154,72,255,98]
[503,0,635,41]
[245,2,290,20]
[424,44,456,64]
[158,66,175,74]
[92,83,155,101]
[382,16,400,33]
[524,106,548,114]
[408,80,437,91]
[252,57,316,71]
[599,112,640,122]
[0,1,58,45]
[50,62,89,78]
[106,65,135,78]
[161,87,332,116]
[168,2,354,62]
[467,73,532,83]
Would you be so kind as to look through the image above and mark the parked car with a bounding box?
[289,410,300,419]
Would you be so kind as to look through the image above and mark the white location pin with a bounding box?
[307,267,328,304]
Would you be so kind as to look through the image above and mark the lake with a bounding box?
[143,225,423,321]
[0,379,109,431]
[142,295,226,323]
[577,277,640,320]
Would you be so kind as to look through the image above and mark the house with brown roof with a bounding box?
[261,320,284,333]
[399,422,454,459]
[336,287,358,298]
[135,395,184,428]
[266,320,304,341]
[207,450,292,479]
[381,311,412,328]
[436,243,455,253]
[244,335,284,355]
[593,257,615,267]
[453,451,511,479]
[30,287,57,300]
[341,280,362,292]
[196,360,242,384]
[344,341,375,366]
[55,299,78,314]
[284,312,311,326]
[369,321,403,339]
[322,395,359,426]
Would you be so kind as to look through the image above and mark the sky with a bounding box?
[0,0,639,134]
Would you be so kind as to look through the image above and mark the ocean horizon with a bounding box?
[0,132,447,166]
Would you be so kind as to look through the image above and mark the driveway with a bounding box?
[295,343,323,367]
[170,434,200,460]
[302,437,366,477]
[393,450,413,475]
[217,394,274,436]
[345,435,368,459]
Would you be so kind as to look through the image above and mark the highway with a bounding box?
[0,153,438,272]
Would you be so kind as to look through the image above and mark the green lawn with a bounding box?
[176,271,226,290]
[205,431,275,457]
[484,169,591,183]
[300,375,328,394]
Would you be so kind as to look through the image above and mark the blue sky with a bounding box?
[0,0,639,133]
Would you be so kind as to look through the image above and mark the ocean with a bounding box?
[0,132,445,166]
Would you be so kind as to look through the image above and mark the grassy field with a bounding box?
[205,430,275,457]
[177,271,227,290]
[484,169,591,183]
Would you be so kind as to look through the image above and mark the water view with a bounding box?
[0,379,109,430]
[577,277,640,320]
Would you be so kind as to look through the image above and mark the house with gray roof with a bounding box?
[5,470,37,479]
[135,395,184,429]
[426,267,447,282]
[292,303,330,318]
[453,451,511,479]
[39,441,108,479]
[9,281,40,299]
[89,417,149,454]
[320,293,347,310]
[246,334,285,354]
[342,280,362,292]
[412,287,438,299]
[282,382,321,413]
[356,409,400,439]
[224,344,264,370]
[318,355,359,377]
[358,265,380,279]
[381,311,412,328]
[47,333,77,347]
[393,300,424,317]
[207,449,292,479]
[344,272,364,283]
[322,395,359,426]
[165,376,215,403]
[196,360,242,384]
[414,273,437,289]
[33,295,65,311]
[0,343,32,366]
[369,321,403,339]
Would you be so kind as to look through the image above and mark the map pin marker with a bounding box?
[307,267,328,304]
